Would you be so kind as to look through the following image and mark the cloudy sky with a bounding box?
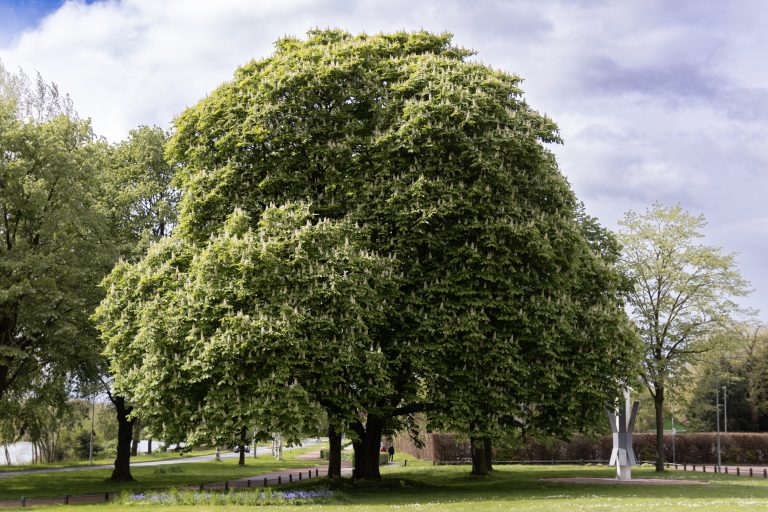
[1,0,766,319]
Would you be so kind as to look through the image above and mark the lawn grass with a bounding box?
[0,445,325,500]
[6,457,768,510]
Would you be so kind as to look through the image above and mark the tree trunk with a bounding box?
[470,436,489,476]
[130,424,140,457]
[653,384,665,472]
[238,426,247,466]
[147,438,152,454]
[327,422,342,478]
[351,416,384,479]
[484,438,493,472]
[111,395,135,481]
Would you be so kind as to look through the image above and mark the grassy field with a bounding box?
[3,459,768,510]
[0,444,325,501]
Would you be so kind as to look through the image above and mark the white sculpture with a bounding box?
[607,389,639,480]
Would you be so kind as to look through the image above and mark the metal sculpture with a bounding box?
[607,389,640,480]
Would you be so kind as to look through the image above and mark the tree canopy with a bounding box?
[0,64,113,405]
[617,202,749,471]
[101,29,640,478]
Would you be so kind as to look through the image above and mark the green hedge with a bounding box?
[320,450,389,465]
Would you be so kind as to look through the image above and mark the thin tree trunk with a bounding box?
[111,395,135,481]
[327,421,342,478]
[351,417,384,479]
[654,384,665,472]
[470,436,489,476]
[147,438,152,454]
[484,438,493,472]
[3,443,9,465]
[238,426,247,466]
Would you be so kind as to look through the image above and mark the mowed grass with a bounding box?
[0,445,325,501]
[4,460,768,511]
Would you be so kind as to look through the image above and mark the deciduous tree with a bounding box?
[105,30,641,479]
[617,202,749,471]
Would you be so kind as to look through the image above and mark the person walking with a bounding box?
[388,445,395,462]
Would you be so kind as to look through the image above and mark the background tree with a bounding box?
[617,202,749,471]
[94,125,179,481]
[0,62,113,407]
[685,324,768,432]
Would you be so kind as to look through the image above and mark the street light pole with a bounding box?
[716,385,722,470]
[671,402,676,465]
[723,385,728,433]
[89,397,95,464]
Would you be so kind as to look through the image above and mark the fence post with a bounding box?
[299,472,302,481]
[692,465,696,471]
[750,468,753,477]
[264,477,268,487]
[737,467,741,476]
[224,480,229,491]
[105,492,110,502]
[315,468,319,477]
[726,467,729,474]
[199,483,204,491]
[764,468,767,478]
[703,465,706,473]
[289,474,293,483]
[64,495,69,505]
[247,479,251,488]
[278,476,282,485]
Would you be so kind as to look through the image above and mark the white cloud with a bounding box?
[2,0,767,317]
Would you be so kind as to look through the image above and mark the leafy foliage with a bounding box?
[617,202,749,469]
[102,29,640,477]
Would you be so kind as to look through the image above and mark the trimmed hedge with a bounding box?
[398,432,768,465]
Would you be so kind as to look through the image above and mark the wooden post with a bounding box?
[737,467,741,476]
[264,477,267,487]
[64,495,69,505]
[315,468,318,477]
[105,493,110,502]
[247,479,251,488]
[278,476,281,485]
[289,474,292,483]
[750,468,753,477]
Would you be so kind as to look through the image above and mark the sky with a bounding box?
[1,0,766,319]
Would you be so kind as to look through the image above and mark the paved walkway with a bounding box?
[0,438,326,479]
[666,462,768,478]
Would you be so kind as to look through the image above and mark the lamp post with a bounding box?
[716,385,722,470]
[88,397,95,464]
[723,385,728,433]
[671,401,676,465]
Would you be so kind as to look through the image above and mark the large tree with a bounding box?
[98,125,178,481]
[617,202,749,471]
[104,30,640,479]
[0,64,113,407]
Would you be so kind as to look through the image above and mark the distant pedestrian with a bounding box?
[388,445,395,462]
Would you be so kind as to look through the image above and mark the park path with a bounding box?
[667,462,768,478]
[0,438,325,479]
